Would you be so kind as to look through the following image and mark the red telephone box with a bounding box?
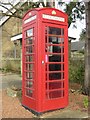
[22,8,68,114]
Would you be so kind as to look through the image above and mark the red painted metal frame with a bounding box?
[22,8,68,114]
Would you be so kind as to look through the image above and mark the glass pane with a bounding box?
[26,72,33,79]
[26,81,33,88]
[26,28,33,37]
[61,29,64,35]
[58,38,64,44]
[49,64,64,71]
[46,81,64,90]
[49,55,64,62]
[49,36,59,43]
[45,27,48,34]
[49,72,64,80]
[26,64,33,71]
[26,55,33,62]
[26,46,33,54]
[49,27,64,35]
[26,89,33,97]
[49,37,64,44]
[26,37,33,44]
[46,90,64,99]
[47,46,64,53]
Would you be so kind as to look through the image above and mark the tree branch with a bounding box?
[0,2,13,15]
[8,2,21,11]
[1,12,22,19]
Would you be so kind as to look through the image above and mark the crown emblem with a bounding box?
[52,10,56,15]
[29,12,31,16]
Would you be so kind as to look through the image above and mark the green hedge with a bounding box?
[69,59,85,85]
[1,58,21,73]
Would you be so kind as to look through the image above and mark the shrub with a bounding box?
[83,97,88,108]
[69,59,85,85]
[2,59,21,74]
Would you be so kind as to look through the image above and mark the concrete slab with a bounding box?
[1,73,22,89]
[39,109,88,119]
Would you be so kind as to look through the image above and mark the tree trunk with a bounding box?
[84,2,90,95]
[46,0,54,7]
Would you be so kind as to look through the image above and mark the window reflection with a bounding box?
[26,28,33,37]
[46,81,64,90]
[26,81,33,88]
[26,89,33,97]
[26,55,33,62]
[26,64,33,71]
[47,46,64,53]
[26,46,33,54]
[49,36,64,44]
[46,90,64,99]
[26,37,33,44]
[49,27,64,35]
[26,72,33,79]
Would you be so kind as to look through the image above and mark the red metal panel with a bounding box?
[22,8,68,114]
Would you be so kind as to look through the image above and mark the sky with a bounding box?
[68,18,86,41]
[0,0,86,41]
[0,0,20,13]
[56,1,86,41]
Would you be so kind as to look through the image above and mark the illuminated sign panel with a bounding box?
[42,14,65,22]
[24,15,37,24]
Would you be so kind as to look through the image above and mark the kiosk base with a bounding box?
[22,104,42,116]
[22,104,64,116]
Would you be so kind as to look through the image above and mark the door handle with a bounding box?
[42,60,44,64]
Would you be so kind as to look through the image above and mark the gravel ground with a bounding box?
[0,72,89,119]
[2,90,34,118]
[2,89,88,119]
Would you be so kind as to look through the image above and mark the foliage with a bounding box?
[0,1,51,19]
[69,60,85,85]
[83,97,88,108]
[1,59,21,74]
[79,28,86,41]
[17,90,22,97]
[79,50,84,54]
[59,2,85,27]
[0,1,85,28]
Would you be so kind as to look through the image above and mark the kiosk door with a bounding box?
[42,23,68,110]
